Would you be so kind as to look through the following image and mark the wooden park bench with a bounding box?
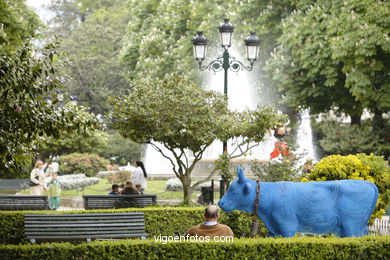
[83,194,157,210]
[25,212,148,243]
[0,195,49,210]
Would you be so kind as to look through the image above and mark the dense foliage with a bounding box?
[251,155,306,182]
[59,153,109,177]
[304,154,390,221]
[0,44,98,177]
[38,130,144,165]
[38,130,109,160]
[100,131,145,165]
[46,0,132,114]
[314,120,390,157]
[43,0,390,162]
[0,0,40,56]
[268,0,390,124]
[105,171,132,185]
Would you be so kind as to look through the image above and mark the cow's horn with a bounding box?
[237,167,245,183]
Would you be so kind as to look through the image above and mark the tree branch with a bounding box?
[163,143,187,177]
[230,142,260,160]
[191,167,218,189]
[180,148,189,168]
[150,142,180,178]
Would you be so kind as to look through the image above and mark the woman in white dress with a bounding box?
[131,161,147,194]
[30,160,46,195]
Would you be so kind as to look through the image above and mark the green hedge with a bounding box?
[0,207,262,245]
[0,237,389,259]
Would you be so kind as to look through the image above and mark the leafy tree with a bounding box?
[38,130,109,160]
[120,0,234,81]
[0,44,98,177]
[38,129,144,165]
[111,75,285,203]
[47,0,131,114]
[314,120,389,157]
[268,0,390,124]
[100,131,145,165]
[251,156,306,182]
[0,0,40,56]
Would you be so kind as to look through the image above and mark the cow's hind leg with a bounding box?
[268,231,277,237]
[279,227,297,238]
[340,221,367,237]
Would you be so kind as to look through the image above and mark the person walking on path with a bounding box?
[131,161,147,194]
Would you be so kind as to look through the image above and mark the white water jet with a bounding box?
[296,109,317,164]
[201,47,275,161]
[144,47,276,174]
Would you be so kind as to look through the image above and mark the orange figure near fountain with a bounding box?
[270,126,291,159]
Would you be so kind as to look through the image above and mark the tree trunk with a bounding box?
[350,114,361,125]
[181,174,193,205]
[373,109,384,131]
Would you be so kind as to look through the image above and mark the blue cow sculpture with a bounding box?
[218,167,378,237]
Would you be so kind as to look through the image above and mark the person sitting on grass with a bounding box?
[121,181,140,194]
[109,184,120,195]
[186,205,234,238]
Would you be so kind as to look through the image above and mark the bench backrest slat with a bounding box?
[0,196,49,210]
[25,212,148,243]
[83,195,157,210]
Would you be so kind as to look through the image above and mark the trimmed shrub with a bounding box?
[55,174,100,190]
[105,170,132,184]
[166,178,182,191]
[60,153,109,177]
[0,237,389,259]
[304,154,390,221]
[165,178,219,191]
[0,207,257,245]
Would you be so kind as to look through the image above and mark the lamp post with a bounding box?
[192,18,260,197]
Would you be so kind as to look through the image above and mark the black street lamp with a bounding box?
[192,18,260,197]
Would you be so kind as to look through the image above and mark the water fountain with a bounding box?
[144,47,277,176]
[296,109,317,164]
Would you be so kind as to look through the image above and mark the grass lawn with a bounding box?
[18,178,220,201]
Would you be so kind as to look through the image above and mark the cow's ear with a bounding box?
[237,167,245,183]
[243,183,251,195]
